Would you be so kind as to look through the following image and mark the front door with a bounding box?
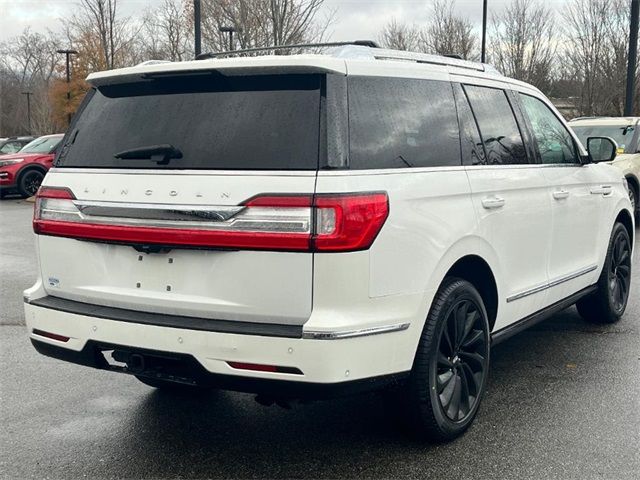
[517,93,603,305]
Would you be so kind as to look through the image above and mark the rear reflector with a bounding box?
[227,361,303,375]
[32,328,70,342]
[33,187,388,252]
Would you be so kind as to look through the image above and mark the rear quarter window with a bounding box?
[347,76,461,169]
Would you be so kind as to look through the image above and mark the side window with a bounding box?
[452,83,486,166]
[0,142,22,154]
[519,94,579,164]
[348,76,460,169]
[463,85,528,165]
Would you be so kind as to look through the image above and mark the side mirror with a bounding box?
[587,136,617,162]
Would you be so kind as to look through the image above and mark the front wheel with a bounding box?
[17,169,44,198]
[576,222,632,324]
[398,277,490,442]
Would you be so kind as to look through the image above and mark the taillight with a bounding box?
[33,188,389,253]
[313,193,389,252]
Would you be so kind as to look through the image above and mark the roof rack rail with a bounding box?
[196,40,379,60]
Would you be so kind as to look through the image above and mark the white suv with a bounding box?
[24,43,635,441]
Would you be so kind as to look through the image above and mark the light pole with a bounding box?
[625,0,639,115]
[194,0,202,57]
[21,91,32,135]
[56,49,78,126]
[219,26,237,51]
[481,0,488,63]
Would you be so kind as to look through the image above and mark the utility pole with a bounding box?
[21,91,32,135]
[194,0,202,57]
[625,0,639,115]
[219,26,237,51]
[481,0,488,63]
[56,49,78,126]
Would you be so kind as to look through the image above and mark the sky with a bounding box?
[0,0,570,43]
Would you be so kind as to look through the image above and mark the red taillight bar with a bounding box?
[34,221,312,251]
[33,188,389,253]
[35,186,76,200]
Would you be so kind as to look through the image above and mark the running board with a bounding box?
[491,285,597,345]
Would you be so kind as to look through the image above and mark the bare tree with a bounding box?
[563,0,638,116]
[200,0,333,53]
[0,29,62,135]
[490,0,556,90]
[422,0,477,59]
[67,0,140,70]
[142,0,191,61]
[379,18,421,51]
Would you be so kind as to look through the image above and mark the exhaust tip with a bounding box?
[127,353,145,373]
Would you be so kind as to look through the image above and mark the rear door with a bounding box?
[37,73,323,327]
[456,82,552,329]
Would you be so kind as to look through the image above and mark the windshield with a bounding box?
[56,74,322,170]
[21,136,63,154]
[570,124,637,153]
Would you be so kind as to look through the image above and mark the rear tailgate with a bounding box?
[34,72,324,327]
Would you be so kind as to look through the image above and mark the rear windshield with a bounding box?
[56,74,321,170]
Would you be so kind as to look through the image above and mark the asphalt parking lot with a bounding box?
[1,197,639,479]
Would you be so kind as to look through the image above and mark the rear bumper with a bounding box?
[30,338,408,399]
[24,299,416,395]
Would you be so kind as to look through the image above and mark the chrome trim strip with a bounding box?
[506,265,598,303]
[74,200,244,222]
[302,322,410,340]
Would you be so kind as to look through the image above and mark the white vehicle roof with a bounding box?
[569,116,640,126]
[86,44,539,94]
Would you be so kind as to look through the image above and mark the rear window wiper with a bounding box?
[114,144,183,165]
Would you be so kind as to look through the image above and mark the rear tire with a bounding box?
[17,169,44,198]
[135,375,207,392]
[397,277,490,442]
[576,223,632,324]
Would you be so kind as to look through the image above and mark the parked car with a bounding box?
[569,117,640,220]
[24,43,634,442]
[0,136,35,155]
[0,134,64,198]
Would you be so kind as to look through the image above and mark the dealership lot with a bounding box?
[1,198,639,479]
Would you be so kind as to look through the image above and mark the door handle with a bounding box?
[482,196,506,209]
[590,185,612,195]
[553,189,570,200]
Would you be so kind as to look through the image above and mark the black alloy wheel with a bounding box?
[18,170,44,198]
[577,222,632,324]
[608,229,632,315]
[435,298,488,422]
[398,278,490,442]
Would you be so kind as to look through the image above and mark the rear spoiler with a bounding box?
[87,57,347,87]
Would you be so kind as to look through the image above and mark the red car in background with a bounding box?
[0,134,64,198]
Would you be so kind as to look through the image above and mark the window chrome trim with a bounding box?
[302,322,410,340]
[506,265,598,303]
